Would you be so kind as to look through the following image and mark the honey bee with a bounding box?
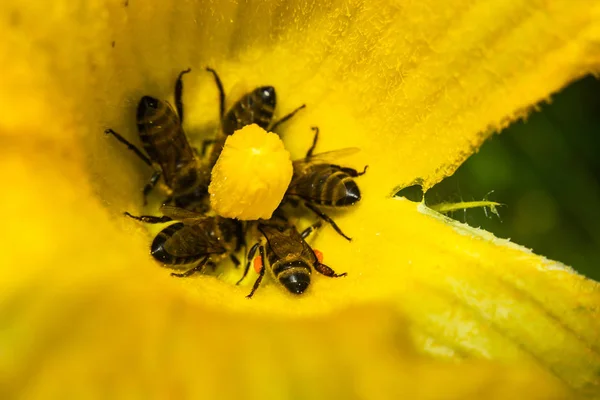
[284,126,368,241]
[125,205,244,276]
[105,68,209,206]
[203,67,306,166]
[237,218,346,298]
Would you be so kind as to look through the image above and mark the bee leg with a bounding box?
[174,68,192,123]
[270,104,307,133]
[300,221,323,239]
[334,165,368,177]
[314,262,347,278]
[303,202,352,242]
[230,254,240,268]
[201,139,216,156]
[206,67,225,119]
[236,243,260,285]
[305,126,320,159]
[171,255,210,278]
[246,245,267,299]
[142,170,162,205]
[206,261,217,272]
[104,129,152,167]
[233,220,246,253]
[124,212,173,224]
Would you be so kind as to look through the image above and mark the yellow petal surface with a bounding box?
[1,0,600,398]
[0,151,570,399]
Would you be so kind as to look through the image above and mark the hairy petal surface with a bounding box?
[0,150,569,399]
[0,0,599,398]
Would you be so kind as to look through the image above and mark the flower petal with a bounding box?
[3,1,600,200]
[1,0,600,398]
[0,150,569,399]
[312,196,600,395]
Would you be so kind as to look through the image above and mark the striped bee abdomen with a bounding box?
[222,86,276,135]
[272,259,312,295]
[135,95,199,192]
[136,96,179,159]
[151,222,210,265]
[289,165,361,207]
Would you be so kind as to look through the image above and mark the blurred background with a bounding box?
[403,75,600,281]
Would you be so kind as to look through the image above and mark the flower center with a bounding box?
[208,124,293,220]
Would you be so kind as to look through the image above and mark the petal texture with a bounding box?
[1,0,600,200]
[1,0,599,398]
[0,149,570,399]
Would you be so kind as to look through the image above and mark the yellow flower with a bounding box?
[1,0,599,398]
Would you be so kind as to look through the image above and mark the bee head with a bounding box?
[137,96,160,119]
[257,86,276,108]
[278,263,311,295]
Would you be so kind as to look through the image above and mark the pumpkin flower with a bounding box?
[1,0,600,398]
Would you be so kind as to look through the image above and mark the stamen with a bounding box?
[209,124,293,220]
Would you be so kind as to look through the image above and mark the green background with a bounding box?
[405,76,600,281]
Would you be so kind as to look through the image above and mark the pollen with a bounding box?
[313,249,324,264]
[253,256,263,274]
[209,124,293,220]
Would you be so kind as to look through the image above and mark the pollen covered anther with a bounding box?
[209,124,293,220]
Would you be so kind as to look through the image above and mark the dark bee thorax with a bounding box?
[173,185,210,213]
[171,163,200,193]
[217,218,243,253]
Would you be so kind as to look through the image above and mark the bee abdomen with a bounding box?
[314,170,361,207]
[137,103,178,159]
[331,176,361,206]
[223,87,276,135]
[151,222,201,265]
[273,260,312,295]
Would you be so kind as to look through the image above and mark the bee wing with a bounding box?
[163,223,226,257]
[159,205,205,221]
[293,148,361,167]
[258,224,305,259]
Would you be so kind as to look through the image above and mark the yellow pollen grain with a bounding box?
[209,124,293,220]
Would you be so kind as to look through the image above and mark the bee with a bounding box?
[105,68,210,207]
[125,205,244,276]
[283,126,368,241]
[203,67,306,166]
[237,218,346,298]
